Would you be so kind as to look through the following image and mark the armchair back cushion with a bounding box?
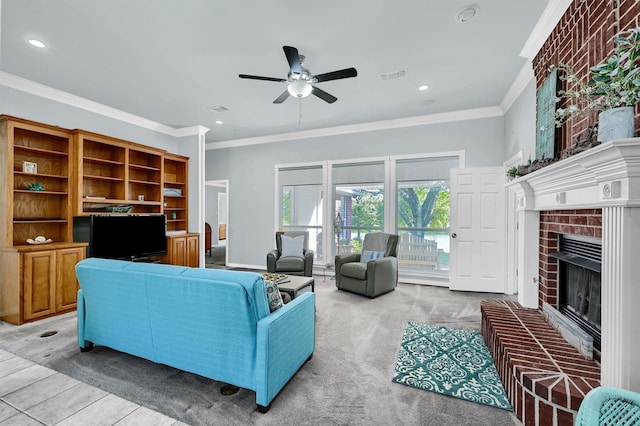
[363,232,398,257]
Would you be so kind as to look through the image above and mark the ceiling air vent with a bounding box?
[207,105,229,113]
[379,69,408,81]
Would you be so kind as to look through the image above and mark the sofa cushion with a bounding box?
[341,262,367,280]
[361,250,383,263]
[281,235,304,258]
[276,256,305,272]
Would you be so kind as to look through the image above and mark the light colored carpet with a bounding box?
[0,278,522,426]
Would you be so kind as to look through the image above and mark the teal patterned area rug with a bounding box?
[392,322,512,411]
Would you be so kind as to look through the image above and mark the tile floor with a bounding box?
[0,349,186,426]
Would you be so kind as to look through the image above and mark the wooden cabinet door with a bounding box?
[23,251,56,321]
[171,236,187,266]
[186,234,199,268]
[56,247,85,312]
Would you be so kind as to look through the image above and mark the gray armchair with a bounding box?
[335,232,398,298]
[267,231,314,277]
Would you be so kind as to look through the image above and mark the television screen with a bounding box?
[87,215,167,260]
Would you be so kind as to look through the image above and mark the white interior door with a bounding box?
[449,167,506,293]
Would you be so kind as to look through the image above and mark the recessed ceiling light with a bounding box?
[215,121,223,125]
[28,39,46,48]
[418,85,429,91]
[455,4,480,23]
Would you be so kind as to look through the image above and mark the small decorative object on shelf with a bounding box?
[164,188,182,196]
[138,194,145,201]
[105,205,132,213]
[26,235,53,244]
[506,167,518,180]
[22,161,37,174]
[26,182,44,191]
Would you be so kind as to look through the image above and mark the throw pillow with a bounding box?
[280,235,305,259]
[361,250,384,263]
[264,280,284,313]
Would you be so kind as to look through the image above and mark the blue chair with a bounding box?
[575,386,640,425]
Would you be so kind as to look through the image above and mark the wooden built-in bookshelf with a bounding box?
[0,115,194,324]
[163,153,189,232]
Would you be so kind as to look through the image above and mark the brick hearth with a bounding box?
[481,300,600,426]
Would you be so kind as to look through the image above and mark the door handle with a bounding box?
[451,233,457,238]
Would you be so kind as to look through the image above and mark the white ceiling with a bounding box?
[1,0,550,144]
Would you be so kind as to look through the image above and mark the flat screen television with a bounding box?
[74,215,167,260]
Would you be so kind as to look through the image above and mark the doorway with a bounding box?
[205,179,229,268]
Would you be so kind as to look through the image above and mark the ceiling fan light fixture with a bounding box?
[287,80,313,98]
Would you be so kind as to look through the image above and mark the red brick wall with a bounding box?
[533,0,640,154]
[538,209,602,308]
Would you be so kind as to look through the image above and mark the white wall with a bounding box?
[205,116,506,269]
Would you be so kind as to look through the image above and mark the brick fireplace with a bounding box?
[539,209,602,309]
[508,140,640,392]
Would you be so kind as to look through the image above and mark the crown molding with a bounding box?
[520,0,572,60]
[174,125,210,137]
[0,71,201,138]
[500,61,535,113]
[205,106,504,150]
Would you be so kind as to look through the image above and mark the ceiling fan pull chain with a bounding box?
[299,99,303,125]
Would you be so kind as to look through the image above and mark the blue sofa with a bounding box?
[75,257,315,412]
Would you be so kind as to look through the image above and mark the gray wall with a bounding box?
[205,116,506,268]
[1,86,179,152]
[504,78,537,163]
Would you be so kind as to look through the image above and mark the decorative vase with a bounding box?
[598,106,635,143]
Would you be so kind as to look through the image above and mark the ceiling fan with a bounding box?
[239,46,357,104]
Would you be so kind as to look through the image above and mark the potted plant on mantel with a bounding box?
[554,27,640,143]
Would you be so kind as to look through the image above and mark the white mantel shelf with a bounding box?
[505,137,640,392]
[507,138,640,211]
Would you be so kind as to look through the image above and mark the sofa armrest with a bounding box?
[303,250,314,276]
[266,249,279,273]
[255,292,315,408]
[334,253,360,287]
[366,256,398,297]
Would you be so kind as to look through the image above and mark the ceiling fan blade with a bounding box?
[312,86,337,103]
[314,67,358,83]
[239,74,287,83]
[283,46,302,75]
[273,90,290,104]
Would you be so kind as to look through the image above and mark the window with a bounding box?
[395,156,457,276]
[278,165,323,262]
[332,160,385,255]
[275,152,463,283]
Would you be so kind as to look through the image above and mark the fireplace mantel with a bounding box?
[505,138,640,392]
[507,139,640,211]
